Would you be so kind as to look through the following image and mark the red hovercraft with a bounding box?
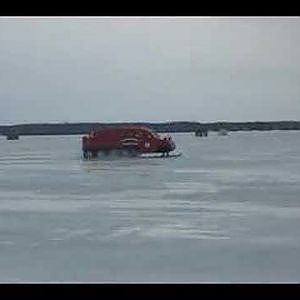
[82,125,179,159]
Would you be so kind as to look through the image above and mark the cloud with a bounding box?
[0,17,299,124]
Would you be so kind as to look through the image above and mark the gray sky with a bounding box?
[0,17,299,125]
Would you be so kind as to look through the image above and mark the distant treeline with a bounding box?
[1,121,300,136]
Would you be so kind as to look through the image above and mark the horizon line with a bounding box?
[1,120,300,127]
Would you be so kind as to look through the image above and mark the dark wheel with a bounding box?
[83,150,88,159]
[128,149,139,157]
[127,150,136,157]
[123,146,139,157]
[102,150,110,156]
[116,150,124,157]
[91,151,98,158]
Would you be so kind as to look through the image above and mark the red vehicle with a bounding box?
[82,126,176,158]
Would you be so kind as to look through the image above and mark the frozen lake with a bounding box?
[1,131,300,282]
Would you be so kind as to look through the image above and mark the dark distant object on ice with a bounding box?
[195,128,208,137]
[82,125,176,159]
[5,129,19,140]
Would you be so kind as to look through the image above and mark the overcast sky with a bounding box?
[0,17,299,125]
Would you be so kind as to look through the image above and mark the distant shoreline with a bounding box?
[1,121,300,136]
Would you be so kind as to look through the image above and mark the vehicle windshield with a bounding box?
[160,133,171,139]
[146,128,159,138]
